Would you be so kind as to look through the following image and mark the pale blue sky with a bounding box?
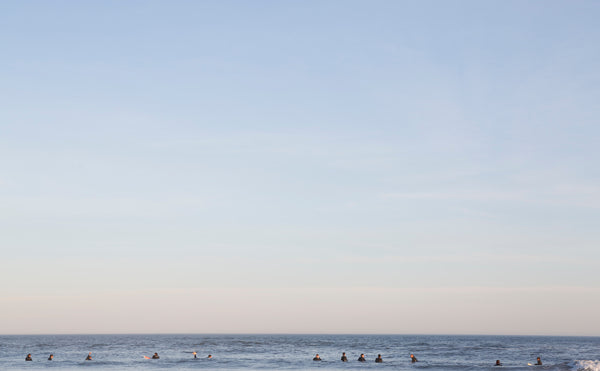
[1,1,599,335]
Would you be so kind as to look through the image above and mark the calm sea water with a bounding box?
[0,334,599,370]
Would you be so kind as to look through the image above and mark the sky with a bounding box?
[1,0,599,335]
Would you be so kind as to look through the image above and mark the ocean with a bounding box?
[0,334,599,370]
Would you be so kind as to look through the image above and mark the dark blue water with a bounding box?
[0,334,599,370]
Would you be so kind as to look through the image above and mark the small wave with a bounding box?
[89,343,111,348]
[406,342,430,346]
[76,360,126,367]
[571,360,600,371]
[175,359,197,363]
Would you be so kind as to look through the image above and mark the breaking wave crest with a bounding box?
[571,360,600,371]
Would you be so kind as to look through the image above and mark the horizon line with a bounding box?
[2,332,599,338]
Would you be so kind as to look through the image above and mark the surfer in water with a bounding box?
[410,354,418,363]
[207,354,212,359]
[48,354,54,361]
[85,352,92,361]
[340,352,348,362]
[152,352,160,359]
[375,354,383,363]
[535,357,542,365]
[25,354,32,361]
[358,353,366,362]
[313,354,322,361]
[193,351,197,359]
[495,360,502,366]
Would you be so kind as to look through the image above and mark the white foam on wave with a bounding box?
[572,360,600,371]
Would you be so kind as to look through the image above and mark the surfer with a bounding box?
[152,352,159,359]
[340,352,348,362]
[375,354,383,363]
[535,357,542,365]
[25,354,32,361]
[495,360,502,366]
[410,354,418,363]
[313,354,322,361]
[193,351,197,358]
[358,353,366,362]
[48,354,54,361]
[85,352,92,361]
[207,354,212,359]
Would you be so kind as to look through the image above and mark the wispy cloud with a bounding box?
[381,190,525,201]
[340,253,590,265]
[381,184,600,209]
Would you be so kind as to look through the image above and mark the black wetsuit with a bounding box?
[536,360,542,365]
[375,356,383,363]
[152,354,160,359]
[411,356,418,363]
[25,356,32,361]
[341,355,348,362]
[358,356,366,362]
[313,357,321,361]
[85,355,92,361]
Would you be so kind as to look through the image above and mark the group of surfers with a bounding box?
[495,357,543,366]
[25,352,93,361]
[312,353,543,366]
[313,353,419,363]
[24,352,212,361]
[24,352,543,366]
